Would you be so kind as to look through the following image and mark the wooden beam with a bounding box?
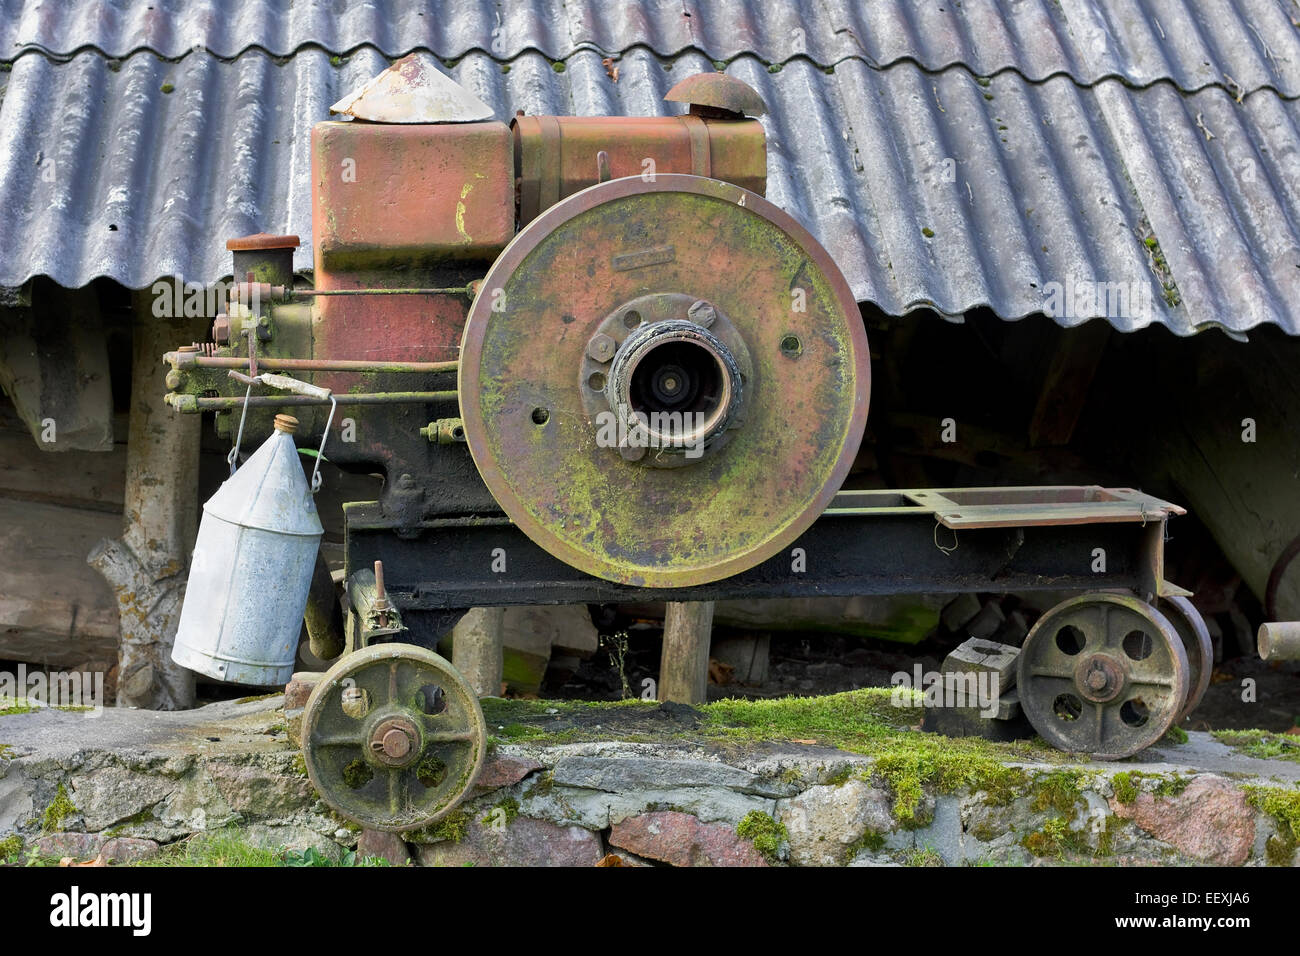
[1027,320,1110,447]
[658,601,715,705]
[452,607,505,698]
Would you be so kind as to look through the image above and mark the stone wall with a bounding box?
[1,698,1296,866]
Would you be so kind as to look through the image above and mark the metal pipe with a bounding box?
[167,391,458,412]
[166,353,459,374]
[293,287,473,296]
[1258,621,1300,660]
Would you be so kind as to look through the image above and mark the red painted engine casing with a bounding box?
[310,120,515,363]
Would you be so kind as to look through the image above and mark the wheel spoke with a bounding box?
[387,768,400,815]
[1096,602,1117,650]
[426,730,477,744]
[1127,677,1177,689]
[1028,667,1074,680]
[313,734,361,748]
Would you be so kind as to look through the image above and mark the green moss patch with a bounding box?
[342,759,373,790]
[1110,770,1189,804]
[1244,786,1300,866]
[484,688,1078,828]
[42,783,76,832]
[1213,729,1300,764]
[844,828,886,862]
[417,755,448,789]
[737,811,787,862]
[482,797,520,828]
[1021,817,1091,858]
[0,834,22,861]
[900,846,944,867]
[1112,771,1139,804]
[1029,770,1088,817]
[420,808,471,844]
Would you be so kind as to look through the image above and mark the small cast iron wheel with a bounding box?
[1017,593,1189,759]
[1158,595,1213,721]
[301,643,487,833]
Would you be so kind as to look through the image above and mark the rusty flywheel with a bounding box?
[459,174,870,587]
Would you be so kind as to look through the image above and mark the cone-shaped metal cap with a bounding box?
[205,430,323,536]
[330,53,495,124]
[665,73,767,117]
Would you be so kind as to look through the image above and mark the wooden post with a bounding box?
[452,607,505,698]
[658,600,715,704]
[90,304,202,709]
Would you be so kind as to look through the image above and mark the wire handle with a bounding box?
[225,370,335,493]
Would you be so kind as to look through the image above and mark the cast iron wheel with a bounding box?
[1158,595,1213,721]
[458,174,870,587]
[301,643,487,832]
[1017,593,1189,759]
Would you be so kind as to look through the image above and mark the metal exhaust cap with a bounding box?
[330,53,495,124]
[665,72,767,117]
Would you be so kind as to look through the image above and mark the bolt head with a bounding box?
[687,300,717,328]
[587,333,616,362]
[381,728,411,759]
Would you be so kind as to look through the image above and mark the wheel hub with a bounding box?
[1075,653,1126,703]
[368,714,421,767]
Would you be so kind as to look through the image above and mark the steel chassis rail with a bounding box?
[343,486,1185,620]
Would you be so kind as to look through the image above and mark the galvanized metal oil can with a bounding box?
[171,414,323,685]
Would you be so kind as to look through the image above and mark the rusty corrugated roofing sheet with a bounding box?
[4,0,1300,98]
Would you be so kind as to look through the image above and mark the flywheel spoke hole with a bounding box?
[341,686,371,719]
[530,407,549,425]
[416,753,449,789]
[1052,693,1083,722]
[1120,698,1150,728]
[1055,625,1086,656]
[1122,629,1153,661]
[415,683,447,716]
[343,759,374,790]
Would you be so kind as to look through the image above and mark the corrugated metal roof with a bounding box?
[4,0,1300,99]
[4,43,1298,336]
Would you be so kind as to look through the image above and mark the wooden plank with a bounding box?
[0,398,126,512]
[0,497,120,666]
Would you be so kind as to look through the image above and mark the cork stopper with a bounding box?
[273,414,299,434]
